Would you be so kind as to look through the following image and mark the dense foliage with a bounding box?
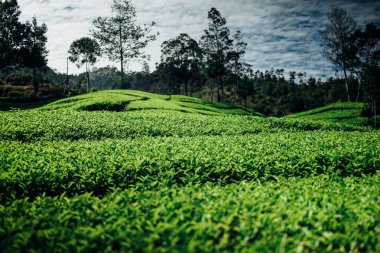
[1,91,379,252]
[0,110,366,142]
[1,131,379,202]
[1,176,379,252]
[0,0,48,95]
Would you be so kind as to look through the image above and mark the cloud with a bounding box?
[17,0,380,79]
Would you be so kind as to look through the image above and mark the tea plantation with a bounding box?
[286,102,369,126]
[1,90,379,252]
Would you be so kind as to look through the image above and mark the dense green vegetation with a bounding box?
[1,131,378,202]
[286,102,369,126]
[1,90,379,252]
[38,90,258,116]
[2,176,379,252]
[0,109,366,142]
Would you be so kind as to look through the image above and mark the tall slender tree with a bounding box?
[68,37,101,92]
[320,8,358,102]
[228,30,251,100]
[22,16,48,96]
[200,7,233,102]
[92,0,157,88]
[355,23,380,127]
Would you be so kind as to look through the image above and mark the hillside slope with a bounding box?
[1,90,379,252]
[40,90,261,116]
[286,102,368,126]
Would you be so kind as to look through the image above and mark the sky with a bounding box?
[17,0,380,79]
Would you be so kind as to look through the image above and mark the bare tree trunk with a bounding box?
[184,81,188,96]
[210,79,214,102]
[119,23,124,88]
[86,62,90,92]
[343,66,351,102]
[0,53,3,69]
[217,79,221,102]
[190,80,194,97]
[355,82,361,102]
[235,80,239,103]
[375,99,377,129]
[86,72,90,92]
[65,57,69,96]
[32,68,38,96]
[219,76,224,102]
[216,76,223,102]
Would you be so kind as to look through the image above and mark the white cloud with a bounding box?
[17,0,380,79]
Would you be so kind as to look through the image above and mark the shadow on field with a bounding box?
[0,98,61,111]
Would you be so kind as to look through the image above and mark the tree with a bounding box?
[237,74,254,107]
[0,0,27,70]
[228,30,251,100]
[155,61,181,94]
[361,62,380,128]
[320,7,358,102]
[21,17,48,95]
[355,23,380,127]
[68,37,101,92]
[355,23,380,66]
[1,1,48,95]
[200,7,233,102]
[161,33,202,96]
[92,0,157,88]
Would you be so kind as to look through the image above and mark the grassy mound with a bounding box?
[41,90,260,116]
[286,102,368,126]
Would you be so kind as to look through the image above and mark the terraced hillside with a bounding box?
[0,91,379,252]
[286,102,368,126]
[40,90,260,116]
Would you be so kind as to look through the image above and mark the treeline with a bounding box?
[1,0,379,119]
[0,0,48,95]
[83,6,378,117]
[147,7,379,117]
[122,68,355,116]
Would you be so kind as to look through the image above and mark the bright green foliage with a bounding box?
[1,176,379,253]
[1,132,379,202]
[40,90,258,115]
[287,102,367,125]
[0,92,379,252]
[41,91,139,111]
[0,110,367,141]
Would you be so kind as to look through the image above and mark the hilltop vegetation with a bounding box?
[286,102,369,126]
[40,90,258,116]
[1,90,379,252]
[0,91,368,142]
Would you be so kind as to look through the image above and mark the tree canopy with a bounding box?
[92,0,157,88]
[68,37,101,92]
[320,7,358,102]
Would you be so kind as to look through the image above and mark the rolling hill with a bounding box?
[0,91,379,252]
[40,90,261,116]
[286,102,368,126]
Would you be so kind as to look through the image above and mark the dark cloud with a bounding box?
[64,6,74,11]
